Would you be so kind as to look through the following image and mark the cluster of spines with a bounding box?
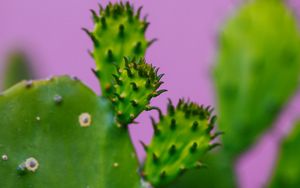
[83,2,156,96]
[142,99,221,187]
[108,57,166,126]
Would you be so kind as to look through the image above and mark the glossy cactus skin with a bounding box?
[2,51,34,90]
[0,76,115,187]
[86,2,154,96]
[214,0,300,157]
[109,58,166,126]
[269,121,300,188]
[142,99,219,187]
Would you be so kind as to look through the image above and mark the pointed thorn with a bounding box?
[211,131,224,140]
[170,119,176,130]
[118,24,125,37]
[90,9,99,22]
[190,142,198,153]
[91,68,100,78]
[192,121,199,131]
[140,141,148,151]
[160,171,166,179]
[167,99,175,116]
[148,38,158,47]
[136,6,143,18]
[169,144,176,155]
[131,100,138,107]
[130,82,138,91]
[209,143,222,151]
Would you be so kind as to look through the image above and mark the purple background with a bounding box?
[0,0,300,187]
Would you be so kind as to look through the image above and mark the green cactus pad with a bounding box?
[269,121,300,188]
[0,76,141,187]
[108,58,166,126]
[142,99,219,187]
[86,2,154,96]
[214,0,300,157]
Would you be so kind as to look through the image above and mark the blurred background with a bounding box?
[0,0,300,187]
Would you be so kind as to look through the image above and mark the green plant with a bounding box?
[268,121,300,187]
[0,2,217,188]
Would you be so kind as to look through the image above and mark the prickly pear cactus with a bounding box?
[86,2,155,95]
[142,99,219,187]
[0,76,116,187]
[108,57,166,126]
[2,51,33,90]
[0,76,143,188]
[214,0,300,157]
[269,121,300,188]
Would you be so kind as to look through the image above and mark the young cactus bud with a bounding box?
[85,2,155,96]
[142,99,219,187]
[109,57,166,126]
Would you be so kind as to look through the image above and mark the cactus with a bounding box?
[268,121,300,188]
[85,2,155,96]
[2,50,34,90]
[107,57,166,126]
[214,0,300,157]
[142,99,219,187]
[0,76,115,187]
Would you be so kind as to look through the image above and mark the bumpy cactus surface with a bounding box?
[108,57,166,126]
[214,0,300,157]
[86,2,154,96]
[0,76,115,187]
[269,121,300,188]
[142,99,219,187]
[2,51,33,90]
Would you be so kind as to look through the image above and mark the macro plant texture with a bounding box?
[0,0,300,188]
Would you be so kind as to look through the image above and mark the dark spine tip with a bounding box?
[169,144,176,155]
[118,24,125,37]
[190,142,198,153]
[107,49,114,61]
[130,100,138,107]
[140,141,148,151]
[148,38,158,47]
[192,121,199,131]
[167,99,175,116]
[91,68,100,78]
[209,143,222,151]
[160,171,166,179]
[170,118,176,130]
[134,42,142,54]
[90,9,99,22]
[130,82,138,91]
[152,153,159,163]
